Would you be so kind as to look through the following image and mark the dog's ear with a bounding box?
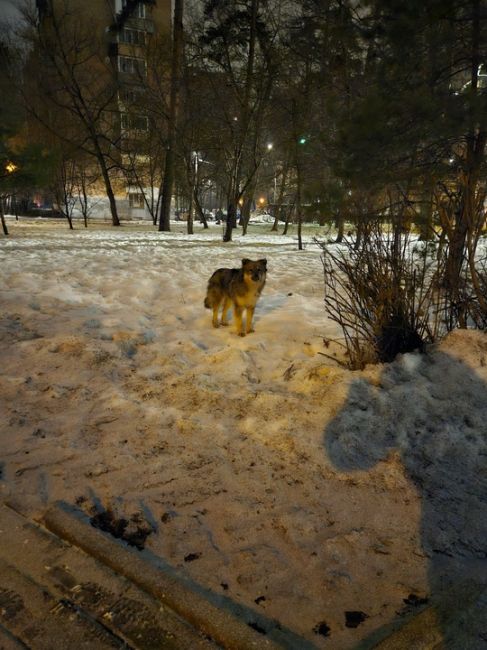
[241,258,251,266]
[259,258,267,269]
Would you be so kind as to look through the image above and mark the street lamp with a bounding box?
[5,161,18,174]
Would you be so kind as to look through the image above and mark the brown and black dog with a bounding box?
[204,258,267,336]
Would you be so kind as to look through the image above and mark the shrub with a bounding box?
[318,224,447,369]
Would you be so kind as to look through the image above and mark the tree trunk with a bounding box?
[81,185,89,227]
[0,198,9,236]
[271,162,289,232]
[193,191,208,228]
[241,185,255,235]
[61,191,74,231]
[223,200,238,242]
[187,190,194,235]
[282,200,294,236]
[159,148,174,231]
[155,182,163,226]
[444,0,485,325]
[445,151,486,327]
[294,146,303,250]
[95,148,120,226]
[106,179,120,226]
[241,198,251,235]
[296,182,303,251]
[159,0,184,232]
[335,214,345,242]
[354,220,364,250]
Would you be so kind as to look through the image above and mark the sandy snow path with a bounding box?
[1,221,486,648]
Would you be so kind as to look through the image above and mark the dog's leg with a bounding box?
[221,297,232,326]
[234,305,245,336]
[212,300,221,328]
[246,306,255,334]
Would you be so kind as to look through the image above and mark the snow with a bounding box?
[1,219,486,648]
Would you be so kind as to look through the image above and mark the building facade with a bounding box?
[36,0,171,222]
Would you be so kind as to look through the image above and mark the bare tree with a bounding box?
[21,1,123,226]
[190,0,280,242]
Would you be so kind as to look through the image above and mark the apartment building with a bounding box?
[36,0,171,221]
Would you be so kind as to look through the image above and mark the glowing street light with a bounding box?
[5,161,18,174]
[266,142,273,151]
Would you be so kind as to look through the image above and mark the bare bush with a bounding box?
[318,225,447,369]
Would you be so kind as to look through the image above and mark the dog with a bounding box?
[204,258,267,336]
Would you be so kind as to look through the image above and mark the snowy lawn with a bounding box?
[1,219,486,648]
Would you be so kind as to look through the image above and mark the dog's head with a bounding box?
[242,258,267,283]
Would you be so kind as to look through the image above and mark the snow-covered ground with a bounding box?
[1,219,486,648]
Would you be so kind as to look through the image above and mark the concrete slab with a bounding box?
[0,501,217,649]
[42,501,284,649]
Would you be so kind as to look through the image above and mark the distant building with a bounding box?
[35,0,171,221]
